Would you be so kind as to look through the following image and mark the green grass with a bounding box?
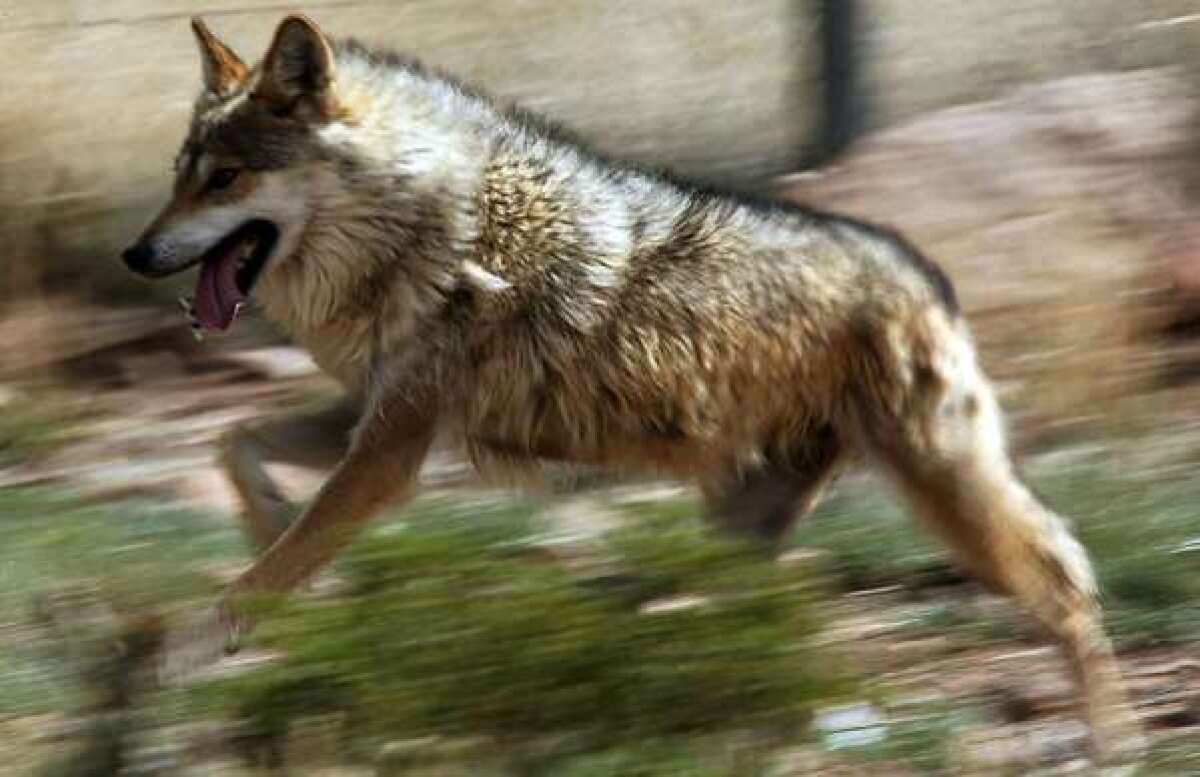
[848,704,962,775]
[1036,465,1200,648]
[0,395,80,468]
[1136,730,1200,775]
[196,498,852,770]
[0,486,242,716]
[791,460,1200,649]
[790,484,945,594]
[2,448,1198,772]
[540,740,736,777]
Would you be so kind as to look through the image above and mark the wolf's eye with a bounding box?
[207,168,241,191]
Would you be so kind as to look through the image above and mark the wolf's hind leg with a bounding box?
[220,397,359,551]
[703,429,845,546]
[857,316,1142,762]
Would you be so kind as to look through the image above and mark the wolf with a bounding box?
[122,15,1141,759]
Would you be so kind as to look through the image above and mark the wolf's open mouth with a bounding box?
[192,219,278,331]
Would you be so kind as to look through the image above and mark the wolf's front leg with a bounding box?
[165,399,436,678]
[220,396,361,552]
[226,398,436,614]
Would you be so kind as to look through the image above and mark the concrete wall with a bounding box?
[865,0,1200,128]
[0,2,812,206]
[2,1,1199,299]
[0,1,813,299]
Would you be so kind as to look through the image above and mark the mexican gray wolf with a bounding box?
[121,14,1141,761]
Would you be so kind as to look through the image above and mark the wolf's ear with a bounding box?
[255,15,338,119]
[191,17,248,97]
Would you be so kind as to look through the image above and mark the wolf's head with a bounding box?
[122,16,343,332]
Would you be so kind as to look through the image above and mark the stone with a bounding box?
[814,702,887,750]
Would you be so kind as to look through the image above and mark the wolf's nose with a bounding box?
[122,242,155,274]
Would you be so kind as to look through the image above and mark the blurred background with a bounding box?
[3,2,1200,774]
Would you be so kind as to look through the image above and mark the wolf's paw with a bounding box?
[1091,712,1147,768]
[157,598,249,686]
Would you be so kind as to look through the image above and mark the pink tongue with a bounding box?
[194,247,247,331]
